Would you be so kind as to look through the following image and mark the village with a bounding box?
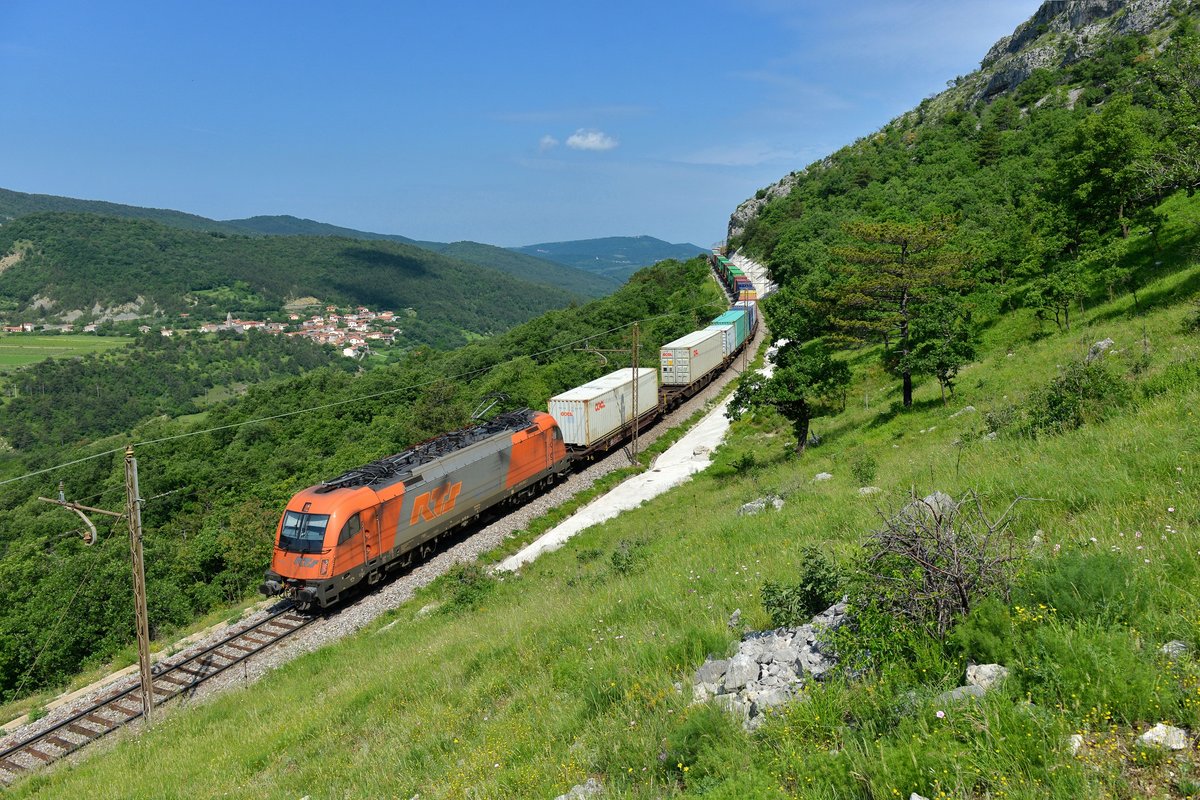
[1,304,405,358]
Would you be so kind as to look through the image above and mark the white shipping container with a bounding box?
[548,368,658,447]
[660,328,724,386]
[707,323,736,356]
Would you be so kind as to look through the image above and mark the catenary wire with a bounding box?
[0,300,726,491]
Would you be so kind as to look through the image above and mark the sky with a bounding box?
[0,1,1044,248]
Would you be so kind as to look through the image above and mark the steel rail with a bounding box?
[0,605,313,783]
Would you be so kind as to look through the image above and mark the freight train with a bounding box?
[262,268,758,611]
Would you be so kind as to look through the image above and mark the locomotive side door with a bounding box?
[362,507,382,569]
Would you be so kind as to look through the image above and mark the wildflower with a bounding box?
[1168,507,1175,512]
[936,710,946,719]
[1089,536,1098,543]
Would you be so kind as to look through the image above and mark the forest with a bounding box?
[0,257,722,700]
[0,331,351,451]
[0,213,585,349]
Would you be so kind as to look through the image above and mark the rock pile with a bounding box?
[692,599,849,730]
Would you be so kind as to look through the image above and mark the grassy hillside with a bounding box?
[512,236,707,283]
[0,213,581,349]
[12,198,1198,799]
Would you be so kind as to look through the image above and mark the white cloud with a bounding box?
[566,129,619,152]
[538,135,559,151]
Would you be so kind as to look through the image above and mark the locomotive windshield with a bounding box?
[279,511,331,553]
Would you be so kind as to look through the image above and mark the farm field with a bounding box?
[0,334,129,370]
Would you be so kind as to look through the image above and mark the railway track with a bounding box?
[0,605,313,784]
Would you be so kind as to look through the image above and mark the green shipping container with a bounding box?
[711,309,748,349]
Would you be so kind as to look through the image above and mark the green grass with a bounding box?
[0,333,128,370]
[9,257,1200,797]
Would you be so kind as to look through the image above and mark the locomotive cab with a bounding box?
[261,487,381,610]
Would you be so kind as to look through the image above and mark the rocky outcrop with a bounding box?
[727,172,800,242]
[692,599,849,730]
[975,0,1183,100]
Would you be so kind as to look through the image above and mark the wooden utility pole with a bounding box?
[124,446,154,726]
[38,447,155,726]
[630,323,640,465]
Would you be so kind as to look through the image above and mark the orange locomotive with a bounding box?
[261,409,568,610]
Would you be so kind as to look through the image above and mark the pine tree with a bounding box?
[826,218,969,407]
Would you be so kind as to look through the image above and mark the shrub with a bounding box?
[1015,551,1145,624]
[1142,359,1200,398]
[438,562,495,614]
[849,450,878,486]
[1024,360,1130,436]
[983,403,1018,435]
[760,546,843,627]
[1183,296,1200,333]
[861,492,1019,639]
[948,596,1015,664]
[610,539,645,575]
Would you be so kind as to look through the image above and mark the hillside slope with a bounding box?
[0,190,622,300]
[225,218,618,298]
[0,213,581,348]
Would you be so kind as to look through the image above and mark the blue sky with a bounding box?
[0,1,1042,248]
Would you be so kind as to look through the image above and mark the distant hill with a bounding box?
[509,236,707,283]
[417,240,619,298]
[0,187,246,234]
[0,213,583,349]
[0,190,619,299]
[220,214,419,243]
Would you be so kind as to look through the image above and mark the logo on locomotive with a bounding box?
[409,481,464,525]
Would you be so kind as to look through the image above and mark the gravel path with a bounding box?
[0,307,769,769]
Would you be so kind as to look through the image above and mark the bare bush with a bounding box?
[863,491,1022,639]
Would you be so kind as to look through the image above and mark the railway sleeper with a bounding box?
[43,735,77,754]
[22,747,53,763]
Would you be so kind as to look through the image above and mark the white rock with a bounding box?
[724,654,759,690]
[1086,338,1115,363]
[949,405,977,418]
[911,794,931,800]
[858,486,881,496]
[1139,723,1189,750]
[1161,640,1189,658]
[966,663,1009,691]
[555,777,605,800]
[813,472,833,482]
[1067,733,1084,757]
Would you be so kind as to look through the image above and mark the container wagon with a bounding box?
[548,367,659,456]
